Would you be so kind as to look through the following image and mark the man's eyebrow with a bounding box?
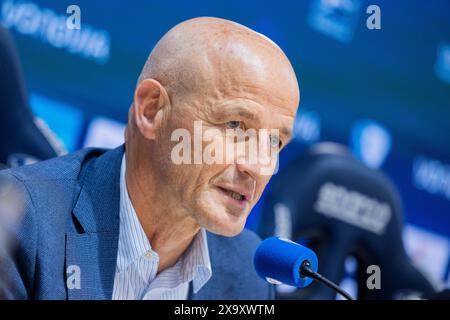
[237,110,257,120]
[219,105,260,121]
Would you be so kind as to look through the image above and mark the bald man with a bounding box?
[0,17,300,300]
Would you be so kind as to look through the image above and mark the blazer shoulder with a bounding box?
[0,148,107,226]
[2,147,104,183]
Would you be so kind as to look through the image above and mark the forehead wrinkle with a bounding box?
[214,80,286,111]
[214,98,264,116]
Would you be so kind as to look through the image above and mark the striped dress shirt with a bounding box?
[112,155,212,300]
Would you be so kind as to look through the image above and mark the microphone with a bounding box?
[254,236,354,300]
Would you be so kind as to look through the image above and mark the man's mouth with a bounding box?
[215,184,252,205]
[219,187,246,201]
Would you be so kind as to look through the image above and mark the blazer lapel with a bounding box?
[66,232,119,299]
[66,145,124,300]
[190,232,237,300]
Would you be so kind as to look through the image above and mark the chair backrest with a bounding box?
[257,142,435,299]
[0,26,59,168]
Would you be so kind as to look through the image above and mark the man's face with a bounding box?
[152,43,299,237]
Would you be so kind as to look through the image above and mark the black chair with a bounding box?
[0,25,62,169]
[257,142,435,299]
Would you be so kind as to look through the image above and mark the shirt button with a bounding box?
[145,250,152,258]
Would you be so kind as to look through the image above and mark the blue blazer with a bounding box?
[0,145,272,300]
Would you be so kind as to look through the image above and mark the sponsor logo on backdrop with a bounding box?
[1,0,110,63]
[273,203,293,240]
[308,0,380,43]
[293,110,321,144]
[403,224,450,288]
[308,0,362,43]
[83,117,126,149]
[413,156,450,202]
[350,119,392,169]
[435,42,450,84]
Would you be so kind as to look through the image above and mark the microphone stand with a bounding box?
[300,261,355,300]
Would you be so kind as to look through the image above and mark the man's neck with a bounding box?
[124,155,201,273]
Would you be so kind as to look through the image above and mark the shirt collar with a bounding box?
[117,154,212,293]
[180,228,212,293]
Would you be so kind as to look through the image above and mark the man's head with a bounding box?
[125,17,300,237]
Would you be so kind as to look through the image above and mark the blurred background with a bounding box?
[0,0,449,298]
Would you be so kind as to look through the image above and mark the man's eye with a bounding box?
[227,121,241,129]
[270,134,281,148]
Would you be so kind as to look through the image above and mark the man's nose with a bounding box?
[236,160,261,181]
[235,151,275,180]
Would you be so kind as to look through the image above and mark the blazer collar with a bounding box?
[72,145,124,233]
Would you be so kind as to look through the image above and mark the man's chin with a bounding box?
[203,210,247,237]
[207,225,245,237]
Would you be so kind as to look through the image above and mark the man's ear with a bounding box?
[133,78,170,140]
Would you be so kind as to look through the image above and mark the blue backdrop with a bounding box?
[1,0,449,289]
